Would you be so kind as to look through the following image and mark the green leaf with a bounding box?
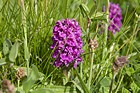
[125,67,135,76]
[30,65,40,80]
[23,76,35,93]
[133,69,140,88]
[31,86,77,93]
[23,65,40,93]
[89,2,96,17]
[91,12,107,21]
[81,4,90,13]
[71,81,84,93]
[79,4,89,18]
[100,77,111,87]
[122,88,130,93]
[131,82,140,92]
[74,69,90,93]
[9,42,19,62]
[31,88,54,93]
[0,58,6,66]
[99,86,109,93]
[3,39,12,56]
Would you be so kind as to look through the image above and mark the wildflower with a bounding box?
[103,3,122,34]
[2,79,15,93]
[113,56,128,72]
[109,2,122,34]
[51,18,83,68]
[16,67,26,80]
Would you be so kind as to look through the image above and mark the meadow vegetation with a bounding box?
[0,0,140,93]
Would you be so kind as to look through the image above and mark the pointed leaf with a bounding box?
[100,77,111,87]
[3,39,12,56]
[9,42,19,62]
[30,65,40,80]
[71,81,84,93]
[23,76,35,93]
[79,4,89,18]
[23,65,40,93]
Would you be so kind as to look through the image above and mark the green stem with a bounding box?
[26,59,29,75]
[21,0,27,41]
[63,68,68,78]
[104,0,109,46]
[34,0,37,15]
[80,62,83,78]
[109,71,116,93]
[115,75,124,93]
[21,0,29,76]
[63,68,69,85]
[88,50,94,90]
[126,15,139,55]
[17,80,20,91]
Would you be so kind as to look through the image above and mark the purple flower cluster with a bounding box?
[51,19,83,68]
[108,3,122,34]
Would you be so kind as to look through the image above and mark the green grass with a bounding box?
[0,0,140,93]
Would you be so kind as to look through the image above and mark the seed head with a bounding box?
[88,39,98,50]
[2,79,15,93]
[16,67,26,80]
[113,56,128,72]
